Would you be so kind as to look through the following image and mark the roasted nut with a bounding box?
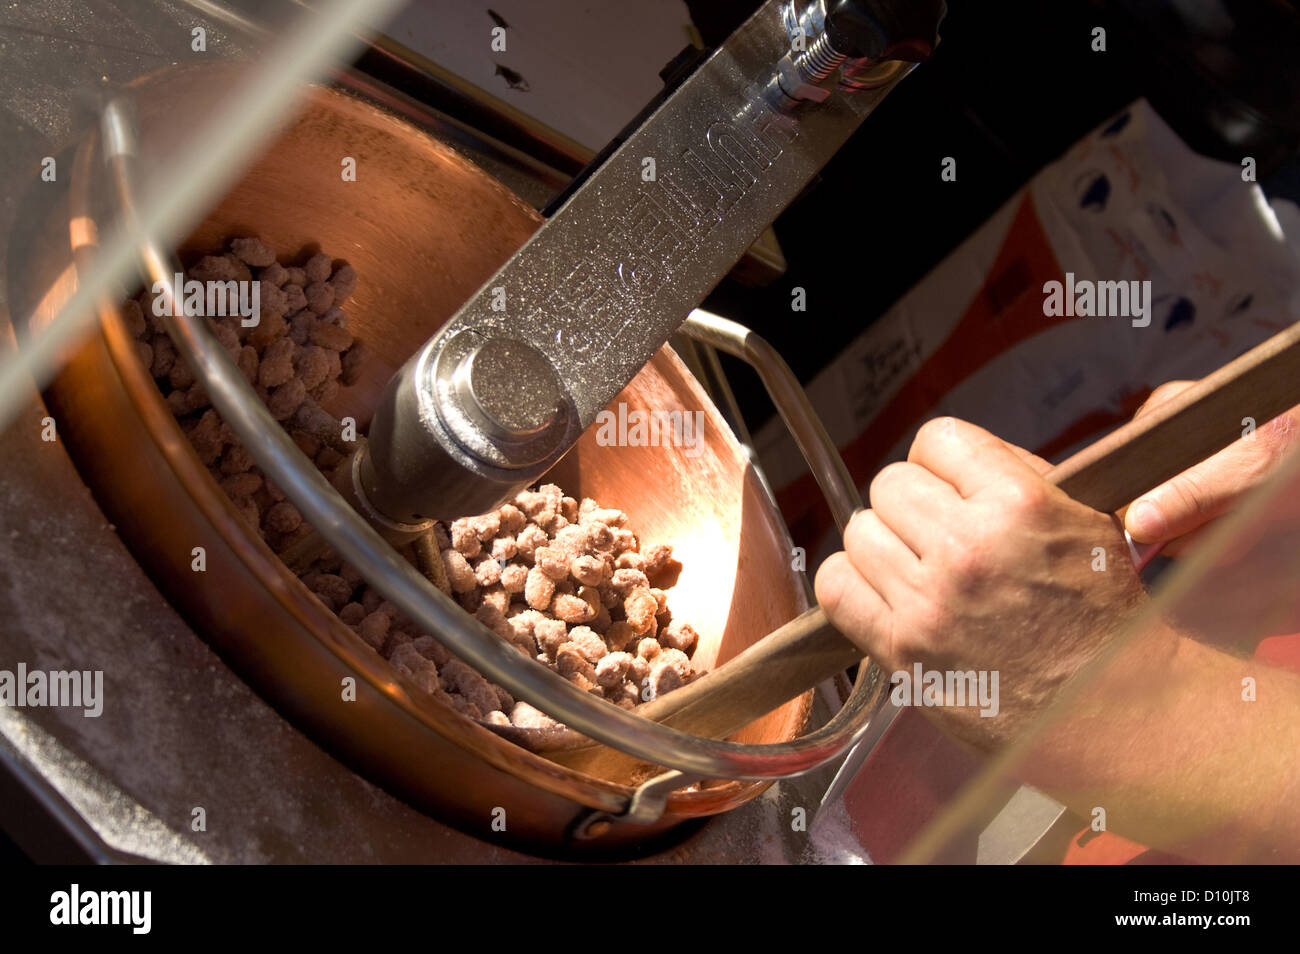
[472,512,501,541]
[606,618,638,652]
[389,642,440,695]
[534,546,570,581]
[442,549,478,594]
[500,563,528,594]
[304,572,353,612]
[480,585,510,616]
[303,281,334,314]
[412,635,451,667]
[533,618,567,660]
[510,701,557,729]
[661,620,699,655]
[497,503,526,534]
[247,311,287,350]
[338,602,366,626]
[439,659,499,715]
[331,263,358,302]
[356,611,391,649]
[304,252,332,283]
[231,236,277,267]
[648,659,684,697]
[340,342,366,386]
[294,345,332,390]
[552,592,595,624]
[569,554,604,586]
[615,551,645,572]
[267,377,307,420]
[260,261,288,286]
[490,535,518,561]
[515,524,548,561]
[309,320,352,351]
[258,337,297,387]
[450,520,482,558]
[220,472,261,499]
[189,254,238,282]
[524,565,555,611]
[611,567,650,595]
[624,586,659,635]
[555,642,596,680]
[594,651,632,689]
[264,501,302,534]
[567,626,608,664]
[283,283,308,315]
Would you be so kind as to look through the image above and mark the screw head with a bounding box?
[453,337,562,442]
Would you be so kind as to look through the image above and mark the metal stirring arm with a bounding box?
[358,0,946,523]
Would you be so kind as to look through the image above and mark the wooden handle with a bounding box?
[1051,320,1300,511]
[554,320,1300,779]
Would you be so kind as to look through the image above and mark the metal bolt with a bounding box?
[452,337,562,443]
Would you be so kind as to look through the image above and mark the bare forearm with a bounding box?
[1020,625,1300,863]
[814,415,1300,862]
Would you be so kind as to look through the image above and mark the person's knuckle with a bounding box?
[842,510,873,557]
[813,554,851,615]
[996,478,1048,518]
[947,538,991,592]
[912,417,956,454]
[868,461,909,508]
[905,594,949,640]
[923,415,958,437]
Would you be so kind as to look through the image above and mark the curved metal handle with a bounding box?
[96,97,892,783]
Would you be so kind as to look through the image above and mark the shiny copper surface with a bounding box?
[35,66,811,855]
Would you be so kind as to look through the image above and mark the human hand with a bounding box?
[814,417,1149,748]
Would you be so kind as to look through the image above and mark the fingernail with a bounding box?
[1128,499,1167,541]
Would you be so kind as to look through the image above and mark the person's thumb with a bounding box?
[1124,440,1272,544]
[1125,470,1224,544]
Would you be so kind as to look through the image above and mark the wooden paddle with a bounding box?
[552,318,1300,778]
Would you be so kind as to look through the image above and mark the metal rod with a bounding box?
[682,309,863,531]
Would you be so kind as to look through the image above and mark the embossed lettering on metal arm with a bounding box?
[358,0,933,523]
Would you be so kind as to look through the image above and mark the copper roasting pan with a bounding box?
[24,66,812,857]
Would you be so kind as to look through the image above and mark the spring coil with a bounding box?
[797,30,847,82]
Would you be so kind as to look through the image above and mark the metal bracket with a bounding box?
[569,770,703,840]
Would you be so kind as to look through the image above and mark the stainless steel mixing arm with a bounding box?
[358,0,946,522]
